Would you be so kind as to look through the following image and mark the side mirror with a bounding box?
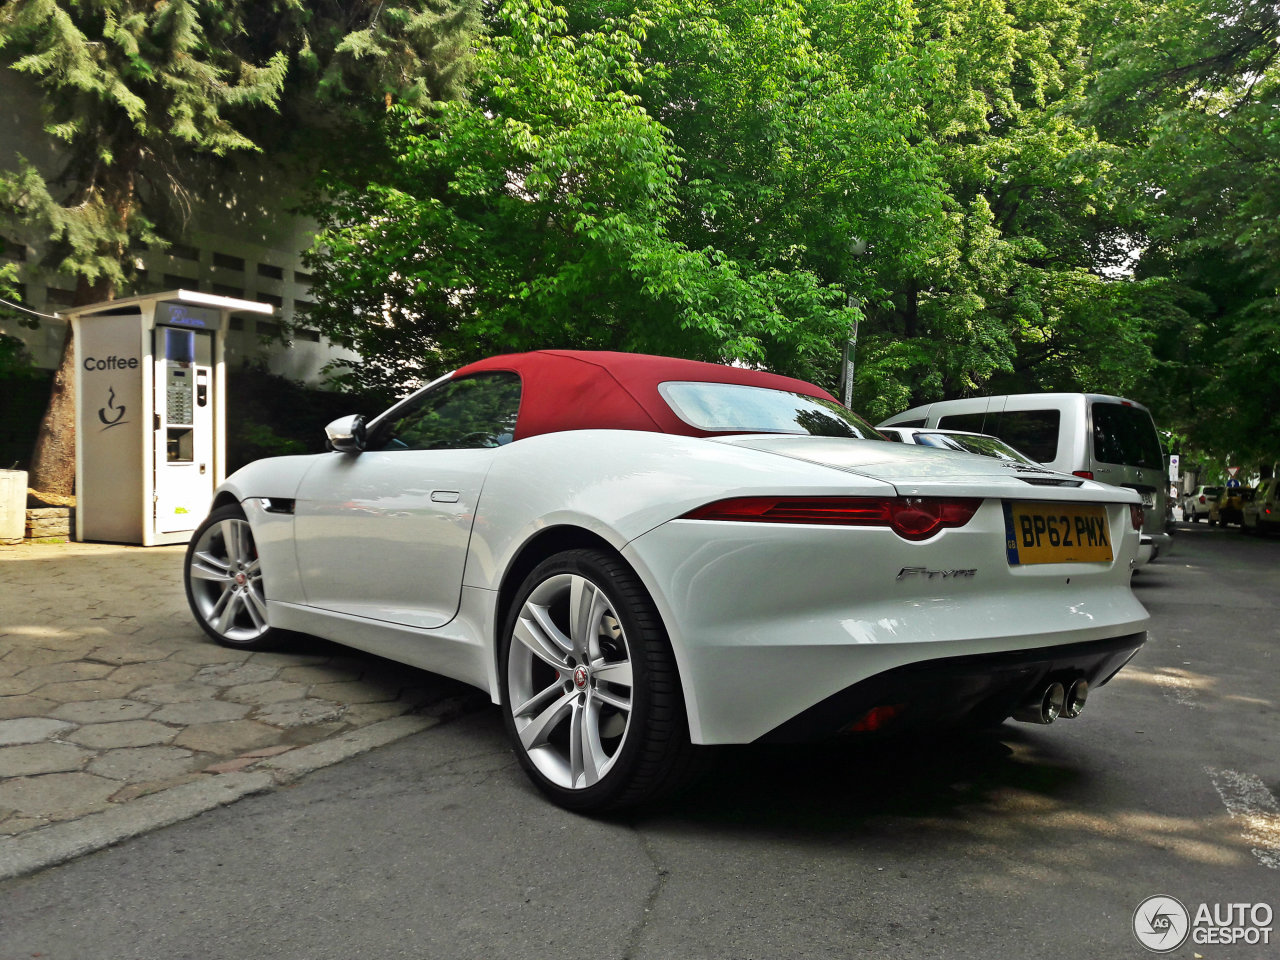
[325,414,367,453]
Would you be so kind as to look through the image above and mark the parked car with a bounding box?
[878,393,1170,564]
[1242,479,1278,534]
[183,350,1149,811]
[1209,486,1253,527]
[1182,485,1223,522]
[877,426,1040,465]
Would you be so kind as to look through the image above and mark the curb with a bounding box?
[0,714,438,881]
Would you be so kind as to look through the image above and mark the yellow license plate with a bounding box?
[1003,502,1113,564]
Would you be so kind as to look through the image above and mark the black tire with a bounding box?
[183,502,279,650]
[499,548,696,812]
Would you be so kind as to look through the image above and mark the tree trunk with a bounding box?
[26,323,78,500]
[26,274,117,501]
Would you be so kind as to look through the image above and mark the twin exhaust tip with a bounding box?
[1014,679,1089,724]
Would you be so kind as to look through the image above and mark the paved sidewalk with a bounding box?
[0,540,488,878]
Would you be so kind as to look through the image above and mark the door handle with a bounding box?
[430,491,460,503]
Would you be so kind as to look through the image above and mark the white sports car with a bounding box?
[184,350,1149,810]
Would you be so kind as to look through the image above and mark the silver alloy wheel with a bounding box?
[187,517,270,644]
[507,573,634,790]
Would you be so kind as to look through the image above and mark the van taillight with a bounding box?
[1073,470,1094,480]
[1130,504,1144,530]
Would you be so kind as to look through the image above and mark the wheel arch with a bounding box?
[210,491,241,513]
[490,523,693,699]
[493,525,625,669]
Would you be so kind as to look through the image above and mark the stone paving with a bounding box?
[0,540,486,843]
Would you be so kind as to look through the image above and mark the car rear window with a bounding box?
[659,381,883,438]
[913,432,1036,464]
[1091,402,1162,469]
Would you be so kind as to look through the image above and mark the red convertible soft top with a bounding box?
[453,350,837,440]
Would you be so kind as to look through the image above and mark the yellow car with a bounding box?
[1209,486,1252,527]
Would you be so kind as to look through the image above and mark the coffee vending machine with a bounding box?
[70,290,274,544]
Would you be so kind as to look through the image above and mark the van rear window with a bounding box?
[990,410,1061,464]
[1092,402,1162,469]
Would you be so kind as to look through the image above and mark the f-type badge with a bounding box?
[896,566,977,581]
[98,386,128,429]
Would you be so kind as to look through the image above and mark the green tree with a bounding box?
[1086,0,1280,462]
[0,261,34,378]
[309,0,1174,417]
[596,0,1164,417]
[305,0,858,391]
[843,0,1171,420]
[624,0,947,396]
[0,0,482,496]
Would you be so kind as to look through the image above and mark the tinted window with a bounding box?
[1091,402,1162,469]
[373,373,521,451]
[988,409,1061,464]
[660,381,883,439]
[936,412,988,433]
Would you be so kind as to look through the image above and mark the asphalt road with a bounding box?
[2,522,1277,960]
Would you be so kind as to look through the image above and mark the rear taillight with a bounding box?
[680,496,982,541]
[1199,495,1206,504]
[1130,504,1144,530]
[1073,470,1094,480]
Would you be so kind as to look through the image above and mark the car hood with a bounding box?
[709,435,1139,502]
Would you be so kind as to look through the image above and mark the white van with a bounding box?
[879,393,1170,563]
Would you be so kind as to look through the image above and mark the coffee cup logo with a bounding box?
[98,386,128,429]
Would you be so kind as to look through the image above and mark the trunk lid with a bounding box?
[709,435,1139,503]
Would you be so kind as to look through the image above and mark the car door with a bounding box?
[292,372,521,630]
